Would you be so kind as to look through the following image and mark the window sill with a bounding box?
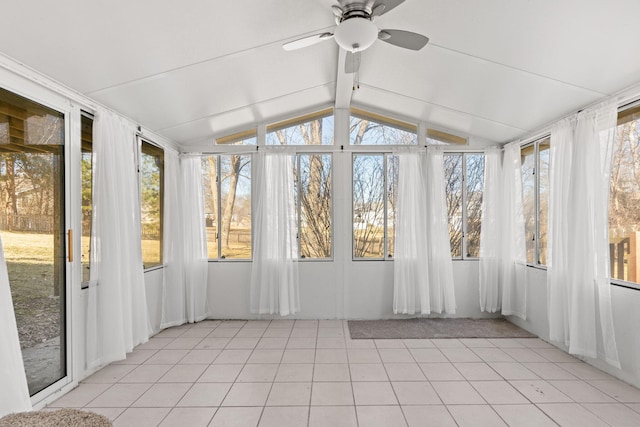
[144,264,165,273]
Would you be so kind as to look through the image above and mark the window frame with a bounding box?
[351,152,397,261]
[138,138,164,270]
[294,152,334,261]
[520,136,549,268]
[204,152,253,262]
[610,101,640,290]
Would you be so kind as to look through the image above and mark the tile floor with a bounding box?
[48,320,640,426]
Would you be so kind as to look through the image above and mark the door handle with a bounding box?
[68,229,73,262]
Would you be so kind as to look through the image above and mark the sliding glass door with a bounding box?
[0,87,67,396]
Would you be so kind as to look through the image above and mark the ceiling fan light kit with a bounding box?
[334,17,378,51]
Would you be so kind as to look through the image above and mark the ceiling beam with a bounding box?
[334,48,354,109]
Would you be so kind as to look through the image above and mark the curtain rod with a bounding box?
[183,146,488,156]
[514,81,640,145]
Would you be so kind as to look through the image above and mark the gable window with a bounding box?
[350,108,417,145]
[201,153,252,260]
[610,104,640,287]
[427,128,468,146]
[521,137,550,266]
[140,141,164,269]
[266,109,333,145]
[215,129,256,145]
[444,153,485,258]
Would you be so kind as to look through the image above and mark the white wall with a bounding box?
[508,267,640,389]
[207,260,499,320]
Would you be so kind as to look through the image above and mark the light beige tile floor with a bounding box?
[49,319,640,426]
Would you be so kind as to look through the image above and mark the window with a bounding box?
[349,109,409,260]
[81,113,93,283]
[295,154,332,258]
[427,128,468,146]
[201,154,252,259]
[266,109,333,145]
[350,108,417,145]
[215,129,256,145]
[264,111,334,259]
[353,153,398,259]
[444,153,485,258]
[140,141,163,269]
[521,137,550,266]
[610,104,640,287]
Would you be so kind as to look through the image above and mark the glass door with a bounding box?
[0,87,67,396]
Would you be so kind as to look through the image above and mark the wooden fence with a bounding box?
[0,214,54,233]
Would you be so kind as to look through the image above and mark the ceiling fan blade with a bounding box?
[371,0,405,16]
[331,5,343,18]
[378,29,429,50]
[371,4,385,16]
[345,51,361,74]
[283,32,334,51]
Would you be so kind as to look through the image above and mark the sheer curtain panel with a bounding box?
[547,101,620,366]
[86,108,150,369]
[182,156,209,323]
[393,150,430,314]
[478,146,503,313]
[160,148,186,328]
[424,148,456,313]
[0,235,31,416]
[500,142,528,319]
[250,150,300,316]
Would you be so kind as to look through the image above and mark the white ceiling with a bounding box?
[0,0,638,147]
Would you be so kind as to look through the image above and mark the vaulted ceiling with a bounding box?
[0,0,639,148]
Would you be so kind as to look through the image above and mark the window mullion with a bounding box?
[534,142,540,265]
[217,154,222,260]
[383,154,389,259]
[297,154,303,259]
[461,154,468,259]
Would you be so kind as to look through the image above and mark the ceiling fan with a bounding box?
[283,0,429,73]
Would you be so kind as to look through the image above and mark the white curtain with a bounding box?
[478,146,503,313]
[182,155,209,323]
[250,150,300,316]
[500,142,528,319]
[393,150,430,314]
[424,148,456,313]
[86,108,150,369]
[547,101,620,366]
[0,235,31,417]
[160,148,186,328]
